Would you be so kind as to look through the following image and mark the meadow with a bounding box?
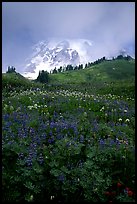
[2,59,135,202]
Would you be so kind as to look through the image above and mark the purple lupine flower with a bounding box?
[25,157,33,166]
[38,153,44,165]
[78,160,84,168]
[18,153,24,159]
[50,122,55,128]
[49,131,53,136]
[35,136,41,145]
[115,138,121,148]
[58,174,65,182]
[41,133,46,140]
[66,142,71,147]
[108,139,115,146]
[48,137,54,144]
[99,139,105,145]
[56,134,63,140]
[99,139,106,149]
[7,141,13,145]
[80,135,84,143]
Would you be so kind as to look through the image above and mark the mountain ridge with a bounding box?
[23,39,94,79]
[23,39,133,80]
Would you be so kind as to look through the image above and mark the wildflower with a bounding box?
[16,107,21,112]
[4,104,8,109]
[10,105,14,111]
[30,195,33,201]
[34,104,38,109]
[50,196,55,200]
[38,154,44,165]
[28,106,33,110]
[104,191,111,195]
[128,190,133,197]
[99,139,105,146]
[83,112,87,117]
[58,174,65,182]
[125,187,130,191]
[117,182,122,187]
[80,135,84,143]
[123,140,128,145]
[26,157,32,166]
[125,119,130,123]
[124,109,128,113]
[100,106,105,111]
[118,118,122,122]
[48,137,54,144]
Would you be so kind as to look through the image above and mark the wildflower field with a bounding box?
[2,60,135,202]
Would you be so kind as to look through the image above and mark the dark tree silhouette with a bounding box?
[6,66,16,73]
[53,67,58,74]
[36,70,49,83]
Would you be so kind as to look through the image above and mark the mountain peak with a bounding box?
[23,39,93,79]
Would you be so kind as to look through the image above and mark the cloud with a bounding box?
[2,2,135,73]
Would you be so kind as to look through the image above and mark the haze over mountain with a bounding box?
[2,2,135,77]
[23,39,93,79]
[23,38,133,80]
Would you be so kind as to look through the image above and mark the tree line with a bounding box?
[50,55,132,75]
[6,54,133,84]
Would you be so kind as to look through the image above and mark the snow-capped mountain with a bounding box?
[23,39,93,79]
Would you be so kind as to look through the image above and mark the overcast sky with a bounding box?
[2,2,135,73]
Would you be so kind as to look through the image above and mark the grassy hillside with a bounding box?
[2,72,31,87]
[49,59,135,98]
[50,59,135,84]
[2,58,135,202]
[2,59,135,98]
[2,72,43,92]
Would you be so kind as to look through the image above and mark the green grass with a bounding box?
[2,72,43,92]
[3,59,135,88]
[47,59,135,99]
[2,58,135,202]
[2,72,31,87]
[3,59,135,98]
[49,59,135,84]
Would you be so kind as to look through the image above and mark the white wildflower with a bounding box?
[100,106,105,111]
[50,196,54,200]
[28,106,33,110]
[34,104,37,109]
[10,106,14,111]
[125,119,130,123]
[30,195,33,201]
[83,112,87,117]
[16,107,21,112]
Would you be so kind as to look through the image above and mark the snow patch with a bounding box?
[23,38,94,79]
